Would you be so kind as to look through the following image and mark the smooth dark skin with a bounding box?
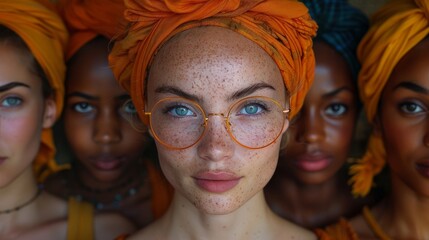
[349,37,429,240]
[265,41,371,229]
[45,37,155,228]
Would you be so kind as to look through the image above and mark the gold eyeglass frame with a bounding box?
[144,96,290,150]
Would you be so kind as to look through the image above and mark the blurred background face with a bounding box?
[378,38,429,196]
[64,37,149,183]
[147,26,288,215]
[278,41,358,185]
[0,43,55,187]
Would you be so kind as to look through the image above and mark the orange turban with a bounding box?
[109,0,317,120]
[58,0,126,60]
[349,0,429,197]
[0,0,68,181]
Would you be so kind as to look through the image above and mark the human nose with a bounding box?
[93,108,122,144]
[296,107,324,144]
[197,114,234,162]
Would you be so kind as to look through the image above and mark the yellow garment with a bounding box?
[349,0,429,197]
[109,0,317,120]
[58,0,126,60]
[0,0,69,181]
[68,197,94,240]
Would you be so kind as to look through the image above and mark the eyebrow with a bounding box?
[393,81,429,94]
[322,86,355,99]
[0,82,30,93]
[66,92,98,100]
[229,82,275,101]
[155,82,276,102]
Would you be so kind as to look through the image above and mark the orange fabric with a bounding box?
[58,0,126,60]
[109,0,317,120]
[315,218,359,240]
[349,0,429,197]
[147,161,173,219]
[0,0,68,181]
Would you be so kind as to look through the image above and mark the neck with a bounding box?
[376,174,429,239]
[0,166,38,210]
[265,169,349,228]
[162,192,279,239]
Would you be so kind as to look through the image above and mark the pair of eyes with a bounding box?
[71,101,137,114]
[165,102,268,117]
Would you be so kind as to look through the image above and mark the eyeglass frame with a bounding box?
[144,96,290,150]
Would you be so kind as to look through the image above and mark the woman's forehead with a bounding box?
[148,26,285,100]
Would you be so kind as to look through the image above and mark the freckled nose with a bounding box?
[93,109,122,144]
[197,115,234,162]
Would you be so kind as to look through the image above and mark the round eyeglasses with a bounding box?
[133,96,290,150]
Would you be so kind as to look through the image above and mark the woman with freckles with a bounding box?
[109,0,320,239]
[265,0,376,229]
[317,0,429,239]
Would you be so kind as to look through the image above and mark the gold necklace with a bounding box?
[0,185,43,214]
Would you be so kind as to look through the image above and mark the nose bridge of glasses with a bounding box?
[204,112,229,127]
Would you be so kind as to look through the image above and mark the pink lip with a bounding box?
[193,171,242,193]
[416,161,429,178]
[91,156,124,171]
[294,153,331,172]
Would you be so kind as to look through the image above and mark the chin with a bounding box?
[191,194,246,215]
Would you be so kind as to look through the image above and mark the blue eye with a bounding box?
[123,100,137,114]
[239,103,266,115]
[1,96,22,107]
[325,103,348,116]
[399,102,424,114]
[168,106,195,117]
[73,102,94,113]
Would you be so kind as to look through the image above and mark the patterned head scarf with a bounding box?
[349,0,429,197]
[0,0,68,181]
[109,0,318,120]
[302,0,368,80]
[58,0,126,60]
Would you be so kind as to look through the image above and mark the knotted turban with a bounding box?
[109,0,318,120]
[58,0,126,59]
[0,0,68,181]
[303,0,368,80]
[350,0,429,197]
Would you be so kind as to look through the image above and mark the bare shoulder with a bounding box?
[273,217,317,240]
[94,212,137,240]
[126,218,163,240]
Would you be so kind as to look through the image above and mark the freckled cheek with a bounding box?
[157,148,194,187]
[245,149,278,190]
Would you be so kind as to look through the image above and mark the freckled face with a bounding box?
[147,26,288,214]
[279,41,358,185]
[0,44,55,187]
[378,38,429,196]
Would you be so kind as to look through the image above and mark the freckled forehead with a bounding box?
[148,26,284,99]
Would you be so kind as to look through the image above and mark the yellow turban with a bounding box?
[58,0,126,60]
[0,0,68,181]
[109,0,317,120]
[349,0,429,197]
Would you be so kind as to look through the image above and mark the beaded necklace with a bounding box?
[0,185,43,214]
[71,164,148,210]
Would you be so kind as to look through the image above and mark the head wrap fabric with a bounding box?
[109,0,317,120]
[58,0,126,60]
[349,0,429,197]
[302,0,368,80]
[0,0,68,181]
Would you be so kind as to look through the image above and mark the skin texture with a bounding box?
[350,38,429,239]
[0,38,135,239]
[130,26,316,240]
[45,37,154,228]
[265,41,368,228]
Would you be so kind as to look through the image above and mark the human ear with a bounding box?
[42,96,57,129]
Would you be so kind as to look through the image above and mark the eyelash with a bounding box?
[398,101,426,115]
